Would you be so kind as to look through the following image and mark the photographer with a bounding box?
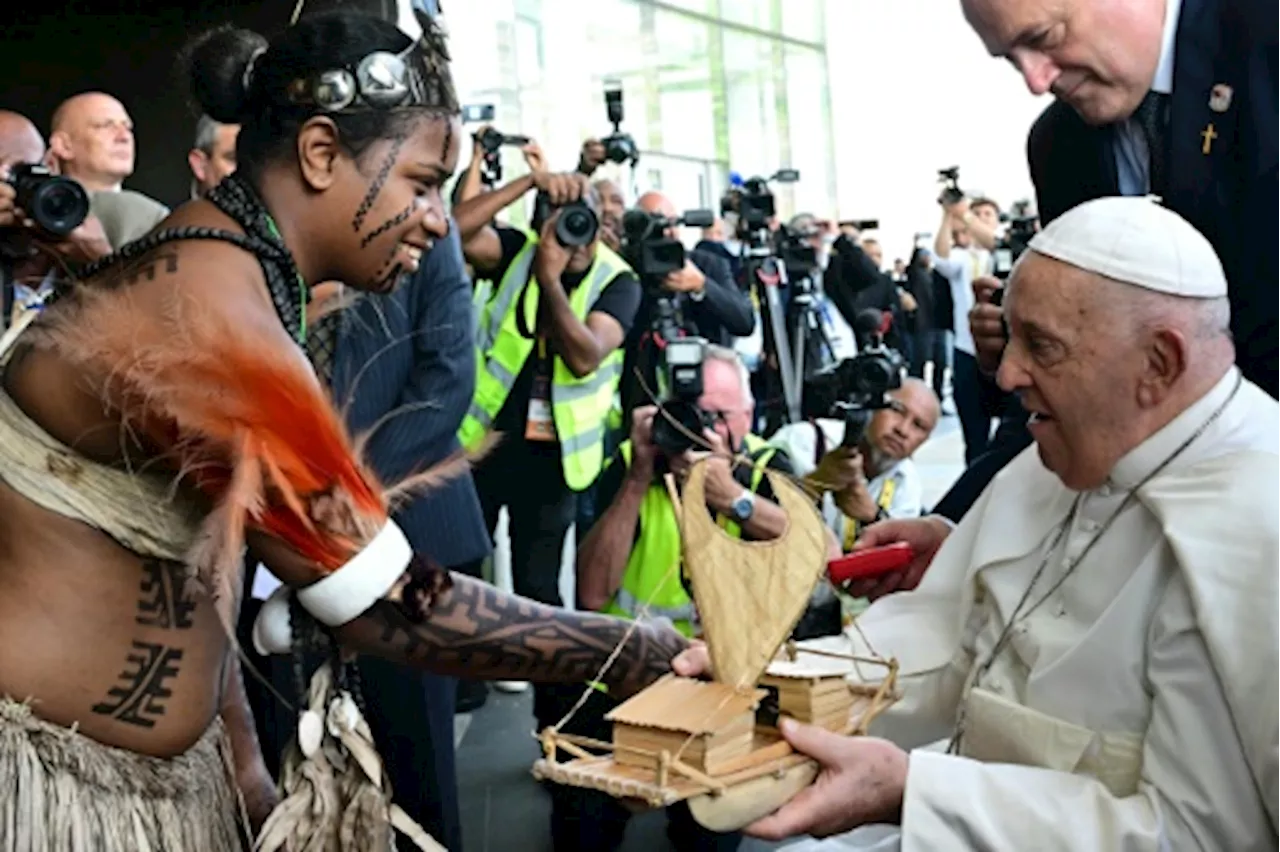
[453,159,640,697]
[559,346,801,852]
[931,196,998,464]
[771,378,939,551]
[0,110,110,330]
[619,190,755,417]
[822,221,904,352]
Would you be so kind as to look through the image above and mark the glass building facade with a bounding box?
[439,0,838,224]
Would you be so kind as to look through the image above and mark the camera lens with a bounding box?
[555,202,599,247]
[15,170,90,238]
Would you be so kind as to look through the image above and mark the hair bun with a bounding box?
[183,25,270,125]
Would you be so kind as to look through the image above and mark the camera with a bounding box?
[600,81,640,167]
[651,337,716,456]
[992,199,1038,281]
[620,207,714,286]
[533,191,599,248]
[804,309,906,448]
[839,219,880,233]
[472,126,531,187]
[776,223,819,281]
[475,126,530,155]
[4,164,90,237]
[721,169,799,240]
[938,166,964,206]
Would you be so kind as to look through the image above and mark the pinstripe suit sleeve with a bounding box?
[360,222,475,482]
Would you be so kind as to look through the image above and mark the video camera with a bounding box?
[839,219,880,233]
[3,164,89,238]
[532,191,599,248]
[620,207,714,288]
[472,126,531,187]
[600,81,640,167]
[804,308,906,449]
[775,222,820,282]
[937,166,964,206]
[721,169,799,240]
[992,199,1038,283]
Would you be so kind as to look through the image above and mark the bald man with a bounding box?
[48,92,168,250]
[618,189,754,416]
[0,109,111,328]
[735,197,1277,850]
[771,378,940,548]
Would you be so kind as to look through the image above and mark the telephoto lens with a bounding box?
[6,164,90,237]
[555,201,599,247]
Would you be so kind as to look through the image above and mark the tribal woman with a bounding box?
[0,10,694,851]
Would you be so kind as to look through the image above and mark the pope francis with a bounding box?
[748,197,1278,851]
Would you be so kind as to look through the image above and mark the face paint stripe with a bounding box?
[359,203,416,249]
[351,132,408,232]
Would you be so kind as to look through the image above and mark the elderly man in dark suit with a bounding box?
[925,0,1277,523]
[239,221,490,851]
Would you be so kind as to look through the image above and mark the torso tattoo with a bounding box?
[92,560,196,728]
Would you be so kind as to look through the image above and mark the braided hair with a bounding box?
[182,11,459,185]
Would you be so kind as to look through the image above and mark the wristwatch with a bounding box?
[730,490,756,522]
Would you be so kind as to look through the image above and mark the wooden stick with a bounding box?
[706,737,793,776]
[785,641,894,668]
[668,758,726,795]
[657,750,671,788]
[555,732,657,759]
[663,473,683,517]
[554,738,597,762]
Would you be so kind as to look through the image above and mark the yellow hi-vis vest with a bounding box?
[458,230,632,491]
[602,434,777,637]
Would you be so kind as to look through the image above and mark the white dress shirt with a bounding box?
[786,369,1278,850]
[1114,0,1183,195]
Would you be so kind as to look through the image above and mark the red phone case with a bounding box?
[827,542,915,585]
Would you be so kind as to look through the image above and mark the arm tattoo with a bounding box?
[120,253,180,286]
[93,560,196,727]
[352,575,687,696]
[92,641,184,728]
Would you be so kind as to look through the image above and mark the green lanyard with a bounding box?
[263,213,309,344]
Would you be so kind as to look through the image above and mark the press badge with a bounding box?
[525,338,556,442]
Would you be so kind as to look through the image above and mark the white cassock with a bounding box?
[784,368,1278,851]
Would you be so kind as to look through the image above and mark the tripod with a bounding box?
[787,270,838,408]
[742,234,800,436]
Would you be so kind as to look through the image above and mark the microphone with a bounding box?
[853,308,885,348]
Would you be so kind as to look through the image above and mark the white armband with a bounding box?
[252,585,295,655]
[295,518,413,627]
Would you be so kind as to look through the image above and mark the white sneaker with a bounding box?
[494,680,529,694]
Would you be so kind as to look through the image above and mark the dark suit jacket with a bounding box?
[1027,0,1277,396]
[686,247,756,345]
[331,220,491,569]
[936,0,1277,523]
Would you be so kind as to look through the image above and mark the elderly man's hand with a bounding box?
[686,427,740,514]
[970,276,1006,374]
[746,720,906,840]
[839,516,951,600]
